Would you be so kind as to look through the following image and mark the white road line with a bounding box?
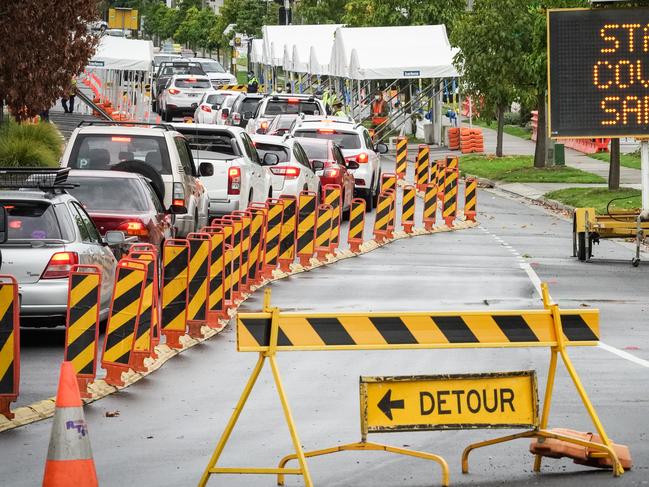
[519,262,543,296]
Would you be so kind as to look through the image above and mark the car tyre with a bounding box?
[163,109,173,122]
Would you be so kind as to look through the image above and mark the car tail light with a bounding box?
[221,111,228,120]
[270,166,300,179]
[173,182,185,207]
[318,128,335,134]
[357,152,369,163]
[355,178,366,186]
[9,220,22,229]
[111,136,131,142]
[200,105,212,112]
[168,88,181,95]
[323,168,339,178]
[41,251,78,279]
[288,98,299,104]
[117,220,149,237]
[228,167,241,195]
[232,112,241,123]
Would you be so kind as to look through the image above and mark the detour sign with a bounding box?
[360,371,538,433]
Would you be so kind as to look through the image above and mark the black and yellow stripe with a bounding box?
[395,136,408,178]
[102,260,147,366]
[324,186,341,248]
[65,271,101,376]
[221,224,234,303]
[446,155,459,170]
[187,236,210,323]
[225,217,243,295]
[464,177,477,221]
[264,200,284,269]
[0,280,19,396]
[415,145,430,189]
[373,192,391,237]
[347,198,366,244]
[128,253,157,354]
[237,309,600,352]
[279,196,297,263]
[247,210,265,283]
[442,167,458,224]
[161,242,189,334]
[381,173,396,193]
[297,192,317,259]
[205,229,225,314]
[423,182,438,226]
[436,160,446,201]
[235,213,252,288]
[212,84,248,91]
[401,185,416,228]
[315,204,333,252]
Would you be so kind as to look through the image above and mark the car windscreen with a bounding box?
[67,177,150,212]
[206,94,227,105]
[254,143,290,163]
[293,129,361,150]
[175,78,212,89]
[161,66,204,76]
[179,131,237,157]
[1,201,63,241]
[67,134,172,174]
[200,61,226,73]
[263,100,321,116]
[154,55,179,66]
[297,139,329,160]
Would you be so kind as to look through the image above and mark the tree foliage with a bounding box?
[294,0,348,24]
[0,0,101,122]
[343,0,465,30]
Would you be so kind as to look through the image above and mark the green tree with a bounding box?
[218,0,276,38]
[343,0,465,30]
[295,0,347,24]
[175,7,217,53]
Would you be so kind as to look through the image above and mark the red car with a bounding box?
[296,138,357,215]
[67,170,173,250]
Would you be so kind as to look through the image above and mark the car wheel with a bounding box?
[372,172,381,207]
[268,187,273,199]
[163,109,172,122]
[248,188,254,207]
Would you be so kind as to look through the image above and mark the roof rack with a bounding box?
[77,121,175,130]
[0,168,75,191]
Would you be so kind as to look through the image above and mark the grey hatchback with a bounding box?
[0,169,118,327]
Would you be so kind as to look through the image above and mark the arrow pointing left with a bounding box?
[377,389,405,420]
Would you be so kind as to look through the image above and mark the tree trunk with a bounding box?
[609,138,620,190]
[0,97,4,125]
[496,104,505,157]
[534,92,547,168]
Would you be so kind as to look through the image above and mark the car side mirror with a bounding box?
[199,162,214,177]
[262,152,280,166]
[375,142,388,154]
[167,204,188,215]
[243,111,253,119]
[104,230,126,246]
[221,108,230,117]
[0,205,7,244]
[345,160,360,170]
[212,104,221,110]
[312,160,325,171]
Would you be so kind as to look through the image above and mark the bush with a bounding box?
[0,120,62,167]
[503,111,521,126]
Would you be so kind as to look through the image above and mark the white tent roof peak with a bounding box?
[262,24,342,69]
[90,36,153,71]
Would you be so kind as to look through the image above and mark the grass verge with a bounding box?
[460,155,605,183]
[545,187,641,214]
[472,119,531,140]
[590,151,640,170]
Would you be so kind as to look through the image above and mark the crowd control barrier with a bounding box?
[401,185,416,233]
[278,196,297,272]
[186,233,211,338]
[0,276,19,419]
[415,144,430,191]
[347,198,366,252]
[161,239,189,350]
[198,284,626,487]
[395,136,408,180]
[296,191,317,266]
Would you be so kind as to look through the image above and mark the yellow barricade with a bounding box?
[347,198,366,252]
[186,233,211,338]
[442,167,458,227]
[161,239,189,349]
[263,199,284,278]
[395,136,408,180]
[415,144,430,191]
[296,191,317,266]
[0,275,19,419]
[278,196,297,271]
[401,185,416,233]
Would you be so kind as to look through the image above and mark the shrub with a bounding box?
[0,120,62,167]
[503,111,521,126]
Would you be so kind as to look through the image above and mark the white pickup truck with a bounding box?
[171,124,279,219]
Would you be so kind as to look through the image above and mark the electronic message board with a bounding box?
[548,8,649,138]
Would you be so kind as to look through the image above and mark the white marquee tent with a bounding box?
[262,24,342,71]
[89,35,154,71]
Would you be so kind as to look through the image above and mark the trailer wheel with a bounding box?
[577,232,587,261]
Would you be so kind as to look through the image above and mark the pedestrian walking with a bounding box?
[61,77,77,113]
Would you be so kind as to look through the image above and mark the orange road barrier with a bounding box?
[324,185,342,252]
[436,160,446,202]
[315,204,333,260]
[263,199,284,278]
[128,251,158,370]
[214,219,236,310]
[233,211,253,292]
[222,215,244,300]
[0,275,19,419]
[448,127,460,150]
[64,266,101,398]
[248,204,269,285]
[464,177,477,222]
[186,233,211,339]
[101,259,147,386]
[423,182,438,230]
[442,167,458,227]
[203,226,227,324]
[384,188,396,239]
[381,173,397,194]
[296,191,317,266]
[347,198,366,252]
[278,196,298,271]
[43,361,98,487]
[373,192,391,243]
[128,244,160,346]
[161,239,189,350]
[415,145,430,192]
[446,155,459,171]
[401,185,416,233]
[395,136,408,180]
[245,209,264,286]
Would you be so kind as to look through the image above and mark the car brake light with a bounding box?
[323,168,339,178]
[287,98,299,104]
[221,110,228,120]
[8,220,21,229]
[232,112,241,123]
[42,251,78,279]
[168,88,181,95]
[357,153,369,163]
[187,77,197,82]
[201,105,212,112]
[117,220,149,237]
[228,166,241,195]
[173,182,185,207]
[317,128,335,134]
[270,166,300,178]
[111,136,131,142]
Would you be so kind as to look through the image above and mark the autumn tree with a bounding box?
[0,0,101,122]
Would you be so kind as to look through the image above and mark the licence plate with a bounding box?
[188,93,199,97]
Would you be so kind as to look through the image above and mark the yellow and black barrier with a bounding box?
[218,221,235,309]
[315,204,333,260]
[223,215,244,300]
[101,258,147,387]
[127,252,157,373]
[263,199,284,278]
[296,191,317,266]
[401,185,416,233]
[129,243,161,347]
[395,136,408,180]
[213,84,248,92]
[443,166,458,227]
[446,155,459,171]
[464,177,477,222]
[232,212,252,293]
[381,173,396,193]
[161,239,189,350]
[186,233,211,338]
[347,198,366,253]
[198,284,625,487]
[324,185,342,252]
[415,144,430,192]
[203,227,227,324]
[423,182,438,230]
[373,192,391,242]
[248,204,269,285]
[436,160,446,202]
[384,188,396,238]
[0,275,19,419]
[278,196,297,272]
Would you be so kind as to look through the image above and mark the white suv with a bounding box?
[247,94,326,135]
[60,122,211,237]
[291,117,388,209]
[172,124,276,218]
[158,74,214,122]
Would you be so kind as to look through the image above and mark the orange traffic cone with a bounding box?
[43,362,98,487]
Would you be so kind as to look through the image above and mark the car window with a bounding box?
[256,143,290,163]
[241,97,261,115]
[1,201,63,241]
[67,134,172,174]
[362,130,374,150]
[175,78,211,89]
[199,61,225,73]
[143,180,165,213]
[293,129,362,150]
[174,137,195,175]
[70,202,101,243]
[293,143,312,170]
[67,176,150,212]
[240,133,260,164]
[298,139,329,161]
[333,146,346,166]
[206,94,227,105]
[263,99,321,116]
